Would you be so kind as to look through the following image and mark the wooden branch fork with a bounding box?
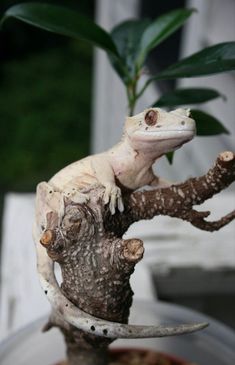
[33,151,235,365]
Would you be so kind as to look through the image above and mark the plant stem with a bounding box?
[128,101,135,117]
[127,80,138,116]
[136,78,152,100]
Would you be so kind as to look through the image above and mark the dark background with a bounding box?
[0,0,94,194]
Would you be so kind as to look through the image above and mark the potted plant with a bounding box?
[1,3,235,365]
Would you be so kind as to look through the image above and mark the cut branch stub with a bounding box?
[122,238,144,263]
[40,229,55,246]
[220,150,234,163]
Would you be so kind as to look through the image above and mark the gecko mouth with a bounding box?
[133,129,195,141]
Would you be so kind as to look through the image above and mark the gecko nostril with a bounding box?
[181,121,185,125]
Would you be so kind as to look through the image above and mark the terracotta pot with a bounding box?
[109,348,192,364]
[54,348,194,365]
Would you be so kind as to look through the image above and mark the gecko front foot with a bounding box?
[103,183,124,215]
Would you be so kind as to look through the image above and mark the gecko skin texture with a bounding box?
[49,107,195,215]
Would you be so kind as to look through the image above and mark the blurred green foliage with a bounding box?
[0,40,92,191]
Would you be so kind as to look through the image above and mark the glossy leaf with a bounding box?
[137,8,195,67]
[191,109,229,136]
[110,19,150,81]
[153,88,223,107]
[1,3,119,56]
[108,53,131,83]
[156,42,235,79]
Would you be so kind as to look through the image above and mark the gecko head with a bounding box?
[125,107,196,155]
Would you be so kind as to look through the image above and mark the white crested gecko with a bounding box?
[49,107,196,216]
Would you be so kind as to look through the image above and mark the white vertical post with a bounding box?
[92,0,140,153]
[92,0,160,153]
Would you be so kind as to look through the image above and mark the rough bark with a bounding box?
[40,151,235,365]
[106,151,235,234]
[41,200,144,364]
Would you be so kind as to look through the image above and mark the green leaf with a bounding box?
[166,151,174,164]
[1,3,119,56]
[156,42,235,79]
[137,8,195,67]
[110,19,150,81]
[191,109,229,136]
[153,88,223,107]
[108,53,131,83]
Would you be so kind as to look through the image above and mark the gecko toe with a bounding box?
[118,198,124,212]
[109,202,116,215]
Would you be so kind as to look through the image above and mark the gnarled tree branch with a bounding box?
[106,151,235,235]
[34,151,235,365]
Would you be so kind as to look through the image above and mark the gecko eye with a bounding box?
[145,110,158,126]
